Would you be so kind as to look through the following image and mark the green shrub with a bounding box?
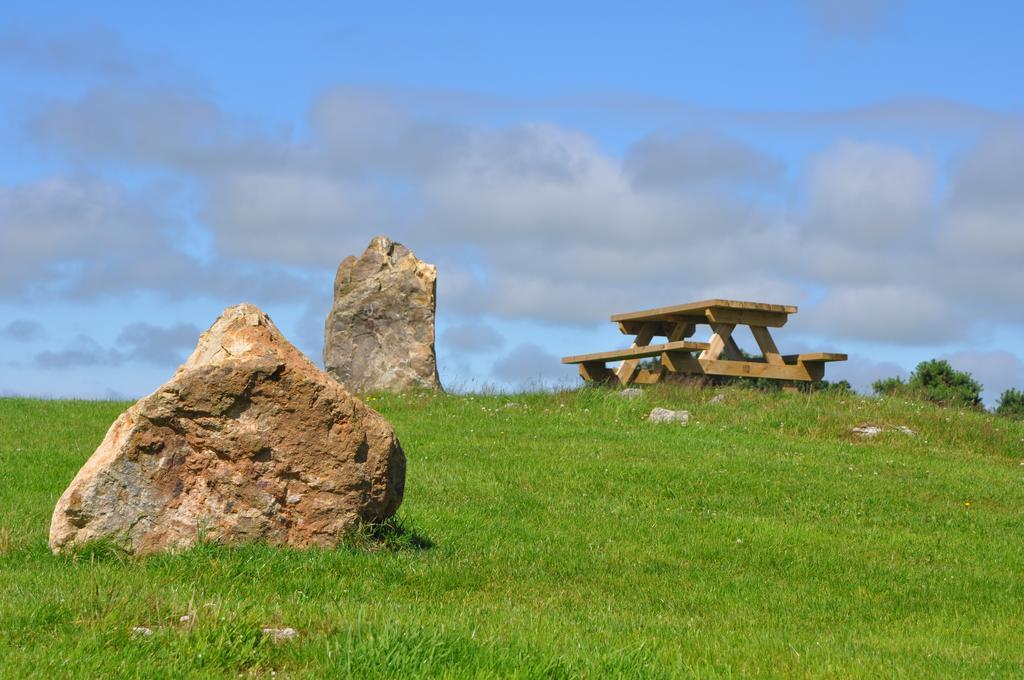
[800,379,853,394]
[872,360,982,409]
[872,376,905,396]
[996,388,1024,419]
[823,379,853,394]
[907,359,983,408]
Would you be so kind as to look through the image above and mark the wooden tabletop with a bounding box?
[611,299,797,323]
[612,299,798,333]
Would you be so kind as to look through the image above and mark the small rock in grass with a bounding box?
[852,424,883,437]
[131,626,154,637]
[852,424,915,437]
[262,627,298,642]
[648,408,690,425]
[708,394,726,405]
[179,615,191,624]
[618,388,644,399]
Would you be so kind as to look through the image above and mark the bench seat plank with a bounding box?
[781,353,848,363]
[562,340,710,365]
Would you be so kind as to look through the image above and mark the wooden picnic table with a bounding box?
[562,299,846,389]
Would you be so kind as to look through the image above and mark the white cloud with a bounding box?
[802,285,956,345]
[33,88,217,162]
[942,203,1024,261]
[310,88,466,176]
[311,88,410,159]
[441,322,505,354]
[950,125,1024,205]
[1,319,45,342]
[116,322,201,365]
[0,176,317,303]
[804,140,933,246]
[0,28,150,77]
[34,334,127,369]
[0,177,168,294]
[940,125,1024,261]
[624,130,783,190]
[204,170,387,266]
[414,123,649,250]
[33,321,201,370]
[491,343,576,388]
[802,0,903,37]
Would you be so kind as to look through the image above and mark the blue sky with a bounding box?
[1,1,1022,402]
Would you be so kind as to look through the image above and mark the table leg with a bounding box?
[752,325,799,392]
[615,321,657,386]
[667,321,696,342]
[699,323,737,362]
[579,362,614,383]
[722,335,744,360]
[750,326,784,365]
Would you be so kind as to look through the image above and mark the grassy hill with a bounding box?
[1,387,1023,677]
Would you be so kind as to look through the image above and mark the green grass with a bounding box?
[2,387,1023,677]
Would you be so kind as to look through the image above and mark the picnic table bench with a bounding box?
[562,299,846,389]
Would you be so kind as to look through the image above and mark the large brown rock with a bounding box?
[324,236,441,392]
[49,303,406,555]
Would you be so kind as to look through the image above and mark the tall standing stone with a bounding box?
[324,236,441,392]
[49,303,406,555]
